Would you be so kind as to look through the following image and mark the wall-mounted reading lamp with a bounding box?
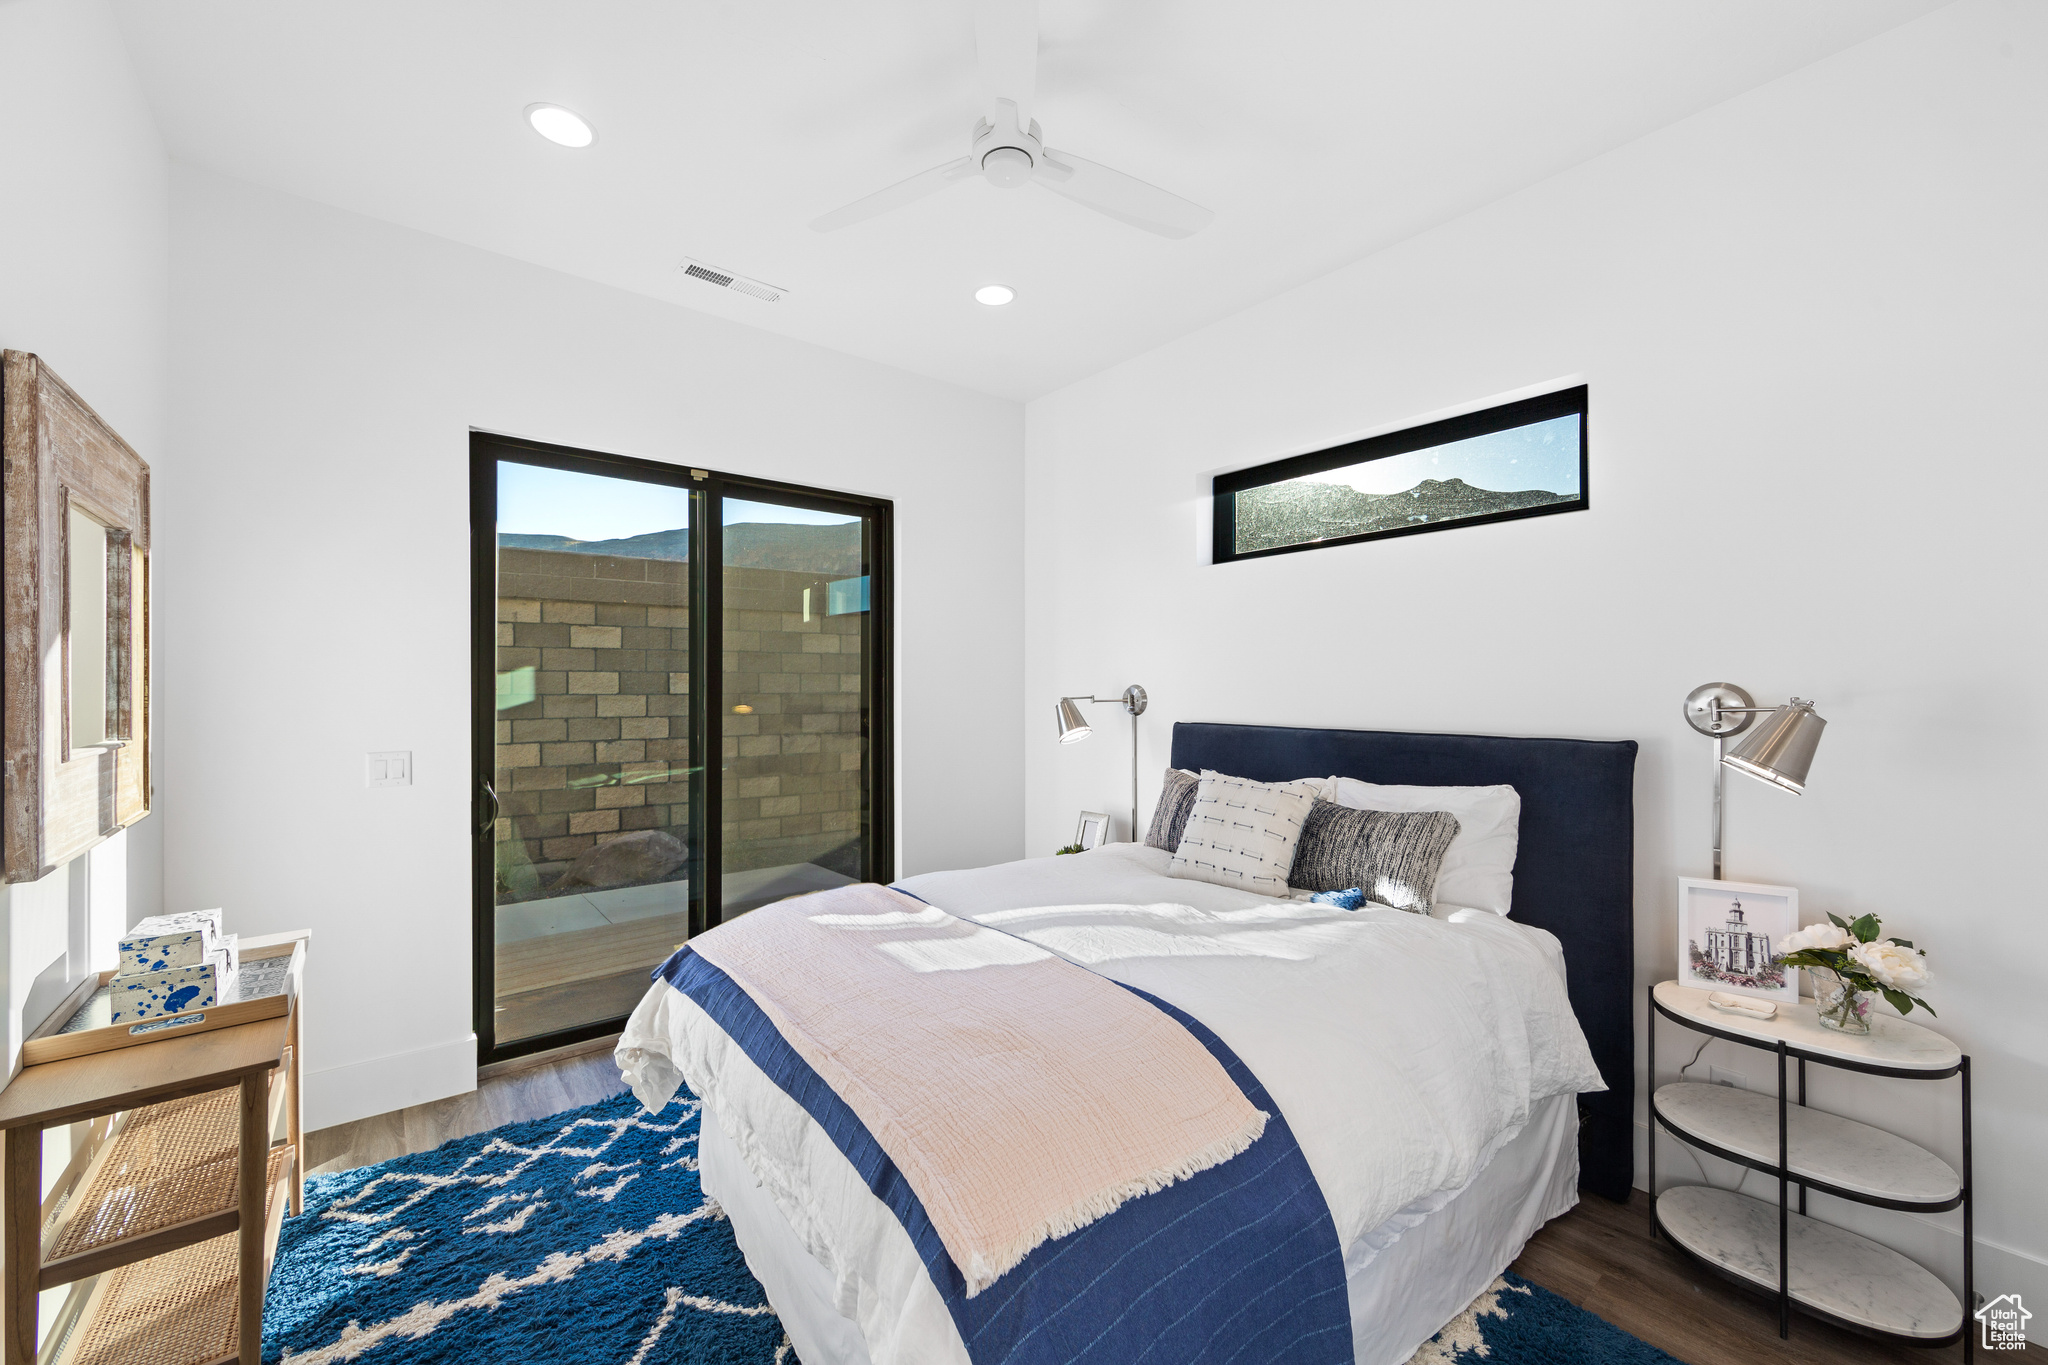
[1056,685,1149,842]
[1683,682,1828,879]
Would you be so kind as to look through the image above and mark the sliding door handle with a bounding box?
[478,779,500,837]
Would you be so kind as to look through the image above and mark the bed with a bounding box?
[618,721,1637,1365]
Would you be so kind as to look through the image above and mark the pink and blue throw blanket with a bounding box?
[657,942,1352,1365]
[679,886,1272,1296]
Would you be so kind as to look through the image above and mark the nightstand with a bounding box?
[1648,980,1971,1358]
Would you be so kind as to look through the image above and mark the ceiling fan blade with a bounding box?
[974,0,1038,124]
[810,157,976,232]
[1034,150,1213,239]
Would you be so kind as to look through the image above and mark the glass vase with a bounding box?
[1810,968,1872,1034]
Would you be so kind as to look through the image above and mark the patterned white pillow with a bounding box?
[1167,770,1320,896]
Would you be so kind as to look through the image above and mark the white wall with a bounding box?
[1024,0,2045,1325]
[166,167,1024,1129]
[1,8,166,1338]
[0,0,168,1068]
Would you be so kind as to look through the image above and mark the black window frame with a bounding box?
[470,431,894,1066]
[1212,385,1589,565]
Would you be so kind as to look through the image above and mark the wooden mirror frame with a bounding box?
[3,351,151,882]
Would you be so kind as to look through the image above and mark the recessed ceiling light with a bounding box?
[975,284,1016,306]
[525,103,595,148]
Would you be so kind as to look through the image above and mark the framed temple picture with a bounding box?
[1676,877,1797,1003]
[3,351,152,881]
[1075,811,1112,852]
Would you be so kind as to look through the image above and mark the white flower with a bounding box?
[1849,940,1930,992]
[1779,921,1852,954]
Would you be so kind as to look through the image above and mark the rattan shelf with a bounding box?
[39,1081,293,1289]
[45,1163,292,1365]
[1,929,308,1365]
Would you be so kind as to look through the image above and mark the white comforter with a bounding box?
[618,843,1605,1363]
[900,844,1604,1273]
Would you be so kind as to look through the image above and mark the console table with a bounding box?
[1648,980,1970,1357]
[0,932,306,1365]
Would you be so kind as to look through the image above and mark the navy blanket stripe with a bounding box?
[657,950,958,1295]
[657,950,1351,1365]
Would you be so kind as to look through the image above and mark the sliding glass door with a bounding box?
[472,435,891,1063]
[716,494,884,918]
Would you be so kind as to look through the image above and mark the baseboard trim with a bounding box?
[306,1033,478,1130]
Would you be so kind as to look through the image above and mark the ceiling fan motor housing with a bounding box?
[972,104,1042,188]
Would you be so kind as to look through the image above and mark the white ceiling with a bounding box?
[112,0,1944,401]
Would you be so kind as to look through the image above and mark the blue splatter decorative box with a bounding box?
[109,938,238,1022]
[29,934,302,1064]
[110,919,238,1023]
[118,908,224,974]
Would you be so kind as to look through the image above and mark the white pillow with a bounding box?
[1169,771,1320,897]
[1323,777,1520,915]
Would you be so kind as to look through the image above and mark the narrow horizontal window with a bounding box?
[1213,386,1588,563]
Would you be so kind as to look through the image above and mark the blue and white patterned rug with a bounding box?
[265,1089,788,1365]
[266,1089,1677,1365]
[1406,1273,1683,1364]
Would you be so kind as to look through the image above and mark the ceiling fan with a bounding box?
[810,0,1213,239]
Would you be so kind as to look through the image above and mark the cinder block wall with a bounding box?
[720,565,867,875]
[492,547,865,898]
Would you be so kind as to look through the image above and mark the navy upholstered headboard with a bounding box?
[1170,721,1637,1203]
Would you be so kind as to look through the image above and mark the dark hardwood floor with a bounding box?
[1512,1188,2034,1364]
[307,1051,2034,1363]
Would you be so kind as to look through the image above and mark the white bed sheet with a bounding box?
[702,1090,1581,1365]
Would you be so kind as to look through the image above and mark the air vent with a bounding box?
[680,257,785,304]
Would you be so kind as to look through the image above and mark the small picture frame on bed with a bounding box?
[1075,811,1112,851]
[1677,877,1797,1003]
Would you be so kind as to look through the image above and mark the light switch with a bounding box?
[366,751,412,788]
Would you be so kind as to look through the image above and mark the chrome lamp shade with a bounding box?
[1055,686,1149,841]
[1683,680,1827,879]
[1723,698,1826,794]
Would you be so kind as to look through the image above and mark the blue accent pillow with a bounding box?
[1309,887,1366,910]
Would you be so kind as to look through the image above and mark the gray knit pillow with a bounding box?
[1144,768,1201,851]
[1287,802,1462,913]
